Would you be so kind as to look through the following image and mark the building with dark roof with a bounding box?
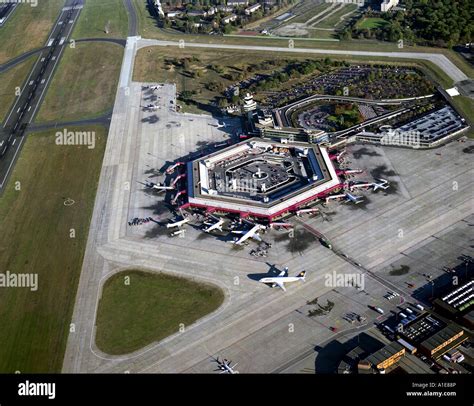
[365,341,405,372]
[419,324,467,358]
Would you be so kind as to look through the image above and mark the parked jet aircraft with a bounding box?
[211,356,238,374]
[372,178,390,191]
[259,267,307,292]
[166,217,189,229]
[203,216,224,233]
[231,224,266,245]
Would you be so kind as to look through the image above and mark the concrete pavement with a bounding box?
[62,35,474,374]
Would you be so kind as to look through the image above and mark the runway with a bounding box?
[137,39,469,84]
[0,0,84,192]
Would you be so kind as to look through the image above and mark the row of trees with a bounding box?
[250,58,349,92]
[342,0,473,48]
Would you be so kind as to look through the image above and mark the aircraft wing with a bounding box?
[274,281,286,292]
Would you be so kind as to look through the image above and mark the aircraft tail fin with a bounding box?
[297,270,306,281]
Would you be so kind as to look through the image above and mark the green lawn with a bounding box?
[313,4,357,29]
[36,42,123,123]
[0,126,106,372]
[0,56,36,122]
[291,2,332,24]
[72,0,128,39]
[307,29,339,40]
[451,96,474,138]
[0,0,64,64]
[134,46,298,114]
[356,17,388,30]
[95,270,225,355]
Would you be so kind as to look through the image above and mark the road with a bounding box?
[0,48,47,74]
[0,2,17,26]
[0,0,84,192]
[0,38,125,75]
[137,39,469,83]
[123,0,138,37]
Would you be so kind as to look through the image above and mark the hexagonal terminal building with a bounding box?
[184,139,342,220]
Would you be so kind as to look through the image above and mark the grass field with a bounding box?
[307,29,339,40]
[0,56,36,122]
[134,46,297,114]
[313,4,357,29]
[451,96,474,138]
[291,2,331,24]
[355,17,388,30]
[0,126,106,372]
[95,270,224,355]
[0,0,63,65]
[36,42,123,123]
[72,0,128,39]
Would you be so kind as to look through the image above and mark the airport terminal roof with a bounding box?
[186,139,341,219]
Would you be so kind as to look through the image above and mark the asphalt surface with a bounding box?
[0,2,17,26]
[0,47,47,74]
[76,37,126,47]
[28,112,113,132]
[123,0,137,37]
[0,0,84,191]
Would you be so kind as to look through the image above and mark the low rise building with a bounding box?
[381,0,399,12]
[245,3,261,15]
[227,0,249,6]
[365,342,405,372]
[222,13,238,24]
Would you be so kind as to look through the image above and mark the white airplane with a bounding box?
[259,267,307,292]
[231,224,266,245]
[372,178,390,191]
[211,356,238,374]
[166,218,189,229]
[170,229,185,237]
[345,192,364,204]
[145,180,174,191]
[203,217,224,233]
